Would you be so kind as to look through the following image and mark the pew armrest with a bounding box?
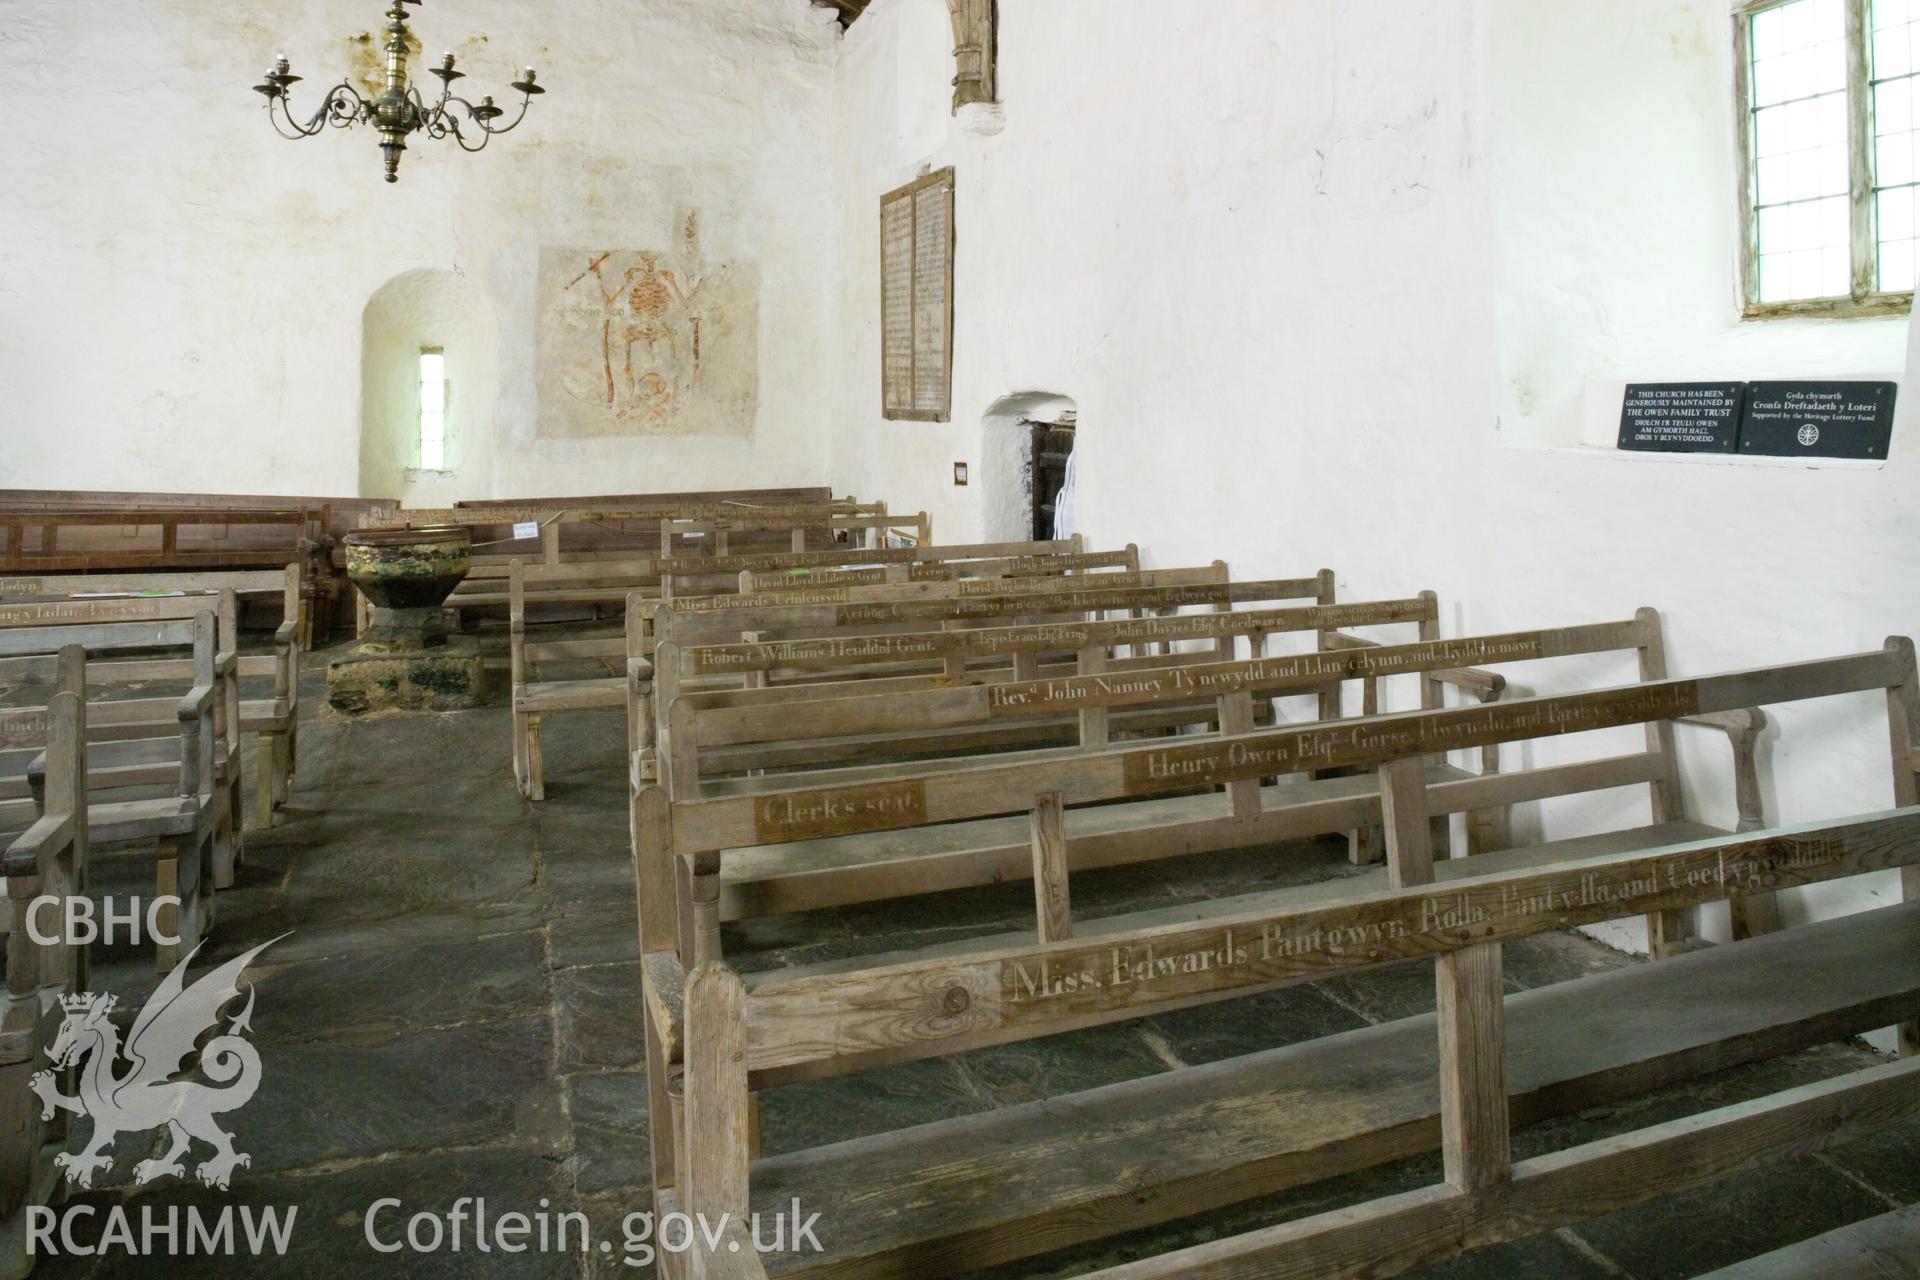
[1433,666,1507,699]
[272,620,299,706]
[1677,708,1767,742]
[177,682,216,797]
[178,683,216,723]
[3,813,73,879]
[1677,707,1769,830]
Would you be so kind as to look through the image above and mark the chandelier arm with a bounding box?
[267,88,336,140]
[406,85,442,120]
[324,82,371,131]
[266,97,325,140]
[478,95,536,136]
[414,86,461,141]
[443,117,493,153]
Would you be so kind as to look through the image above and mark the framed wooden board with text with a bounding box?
[881,167,955,422]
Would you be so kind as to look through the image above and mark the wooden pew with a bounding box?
[0,565,297,611]
[634,569,1345,769]
[650,613,1706,927]
[652,592,1460,785]
[659,511,930,558]
[0,657,86,1279]
[0,588,299,832]
[362,499,869,566]
[508,547,1157,800]
[641,608,1761,936]
[733,545,1137,591]
[0,490,396,644]
[0,509,328,649]
[654,644,1920,1279]
[456,537,1124,620]
[0,562,303,665]
[0,599,234,968]
[452,486,836,511]
[358,500,884,632]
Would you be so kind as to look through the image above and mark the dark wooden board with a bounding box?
[1740,381,1897,459]
[1618,383,1745,453]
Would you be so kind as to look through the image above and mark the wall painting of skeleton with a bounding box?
[536,211,759,438]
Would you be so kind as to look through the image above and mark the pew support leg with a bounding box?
[154,834,210,973]
[252,734,277,832]
[528,714,546,803]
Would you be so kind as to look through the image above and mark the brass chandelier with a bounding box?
[253,0,544,184]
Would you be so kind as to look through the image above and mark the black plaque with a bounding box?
[1618,383,1745,453]
[1739,381,1898,460]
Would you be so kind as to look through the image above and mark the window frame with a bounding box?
[1735,0,1916,319]
[418,346,450,473]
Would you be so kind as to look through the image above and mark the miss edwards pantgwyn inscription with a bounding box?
[997,830,1857,1016]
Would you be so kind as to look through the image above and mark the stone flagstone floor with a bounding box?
[26,650,1919,1279]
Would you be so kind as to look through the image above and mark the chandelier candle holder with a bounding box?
[254,0,544,183]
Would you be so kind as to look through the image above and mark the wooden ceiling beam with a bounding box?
[812,0,871,26]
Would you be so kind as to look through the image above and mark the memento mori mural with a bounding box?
[537,212,759,438]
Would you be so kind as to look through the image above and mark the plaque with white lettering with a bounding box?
[1618,383,1744,453]
[1739,381,1897,459]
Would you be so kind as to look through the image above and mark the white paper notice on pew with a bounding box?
[513,521,539,541]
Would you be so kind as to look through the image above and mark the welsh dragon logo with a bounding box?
[31,937,282,1190]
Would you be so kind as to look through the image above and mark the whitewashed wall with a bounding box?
[826,0,1919,1004]
[0,0,841,499]
[8,0,1917,1003]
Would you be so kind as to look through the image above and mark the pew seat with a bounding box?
[520,675,625,714]
[736,901,1920,1279]
[710,762,1552,922]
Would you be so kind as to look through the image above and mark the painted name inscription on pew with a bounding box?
[0,712,51,746]
[740,569,1156,604]
[0,600,166,626]
[661,548,920,575]
[685,600,1432,674]
[985,635,1552,714]
[753,780,927,843]
[999,832,1848,1013]
[1121,684,1699,791]
[676,573,1178,615]
[826,585,1246,626]
[751,566,955,589]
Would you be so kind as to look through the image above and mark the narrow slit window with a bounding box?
[419,348,447,471]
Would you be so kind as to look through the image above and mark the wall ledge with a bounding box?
[1496,441,1889,472]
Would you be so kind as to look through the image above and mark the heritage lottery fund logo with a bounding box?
[25,920,823,1267]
